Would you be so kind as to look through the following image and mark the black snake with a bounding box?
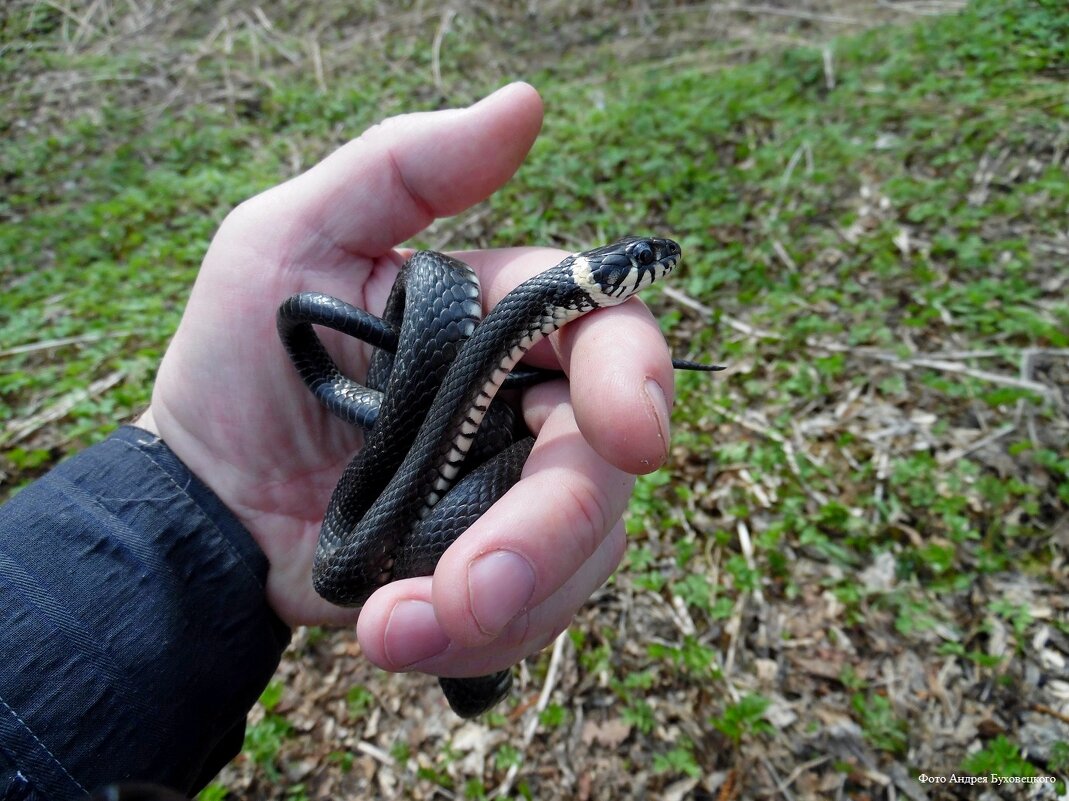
[277,236,715,717]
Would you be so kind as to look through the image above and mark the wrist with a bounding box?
[133,403,246,533]
[134,406,161,437]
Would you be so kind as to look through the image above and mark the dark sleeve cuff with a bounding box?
[0,426,292,800]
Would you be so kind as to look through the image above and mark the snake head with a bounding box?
[570,236,682,307]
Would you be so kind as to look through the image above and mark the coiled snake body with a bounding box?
[277,237,713,717]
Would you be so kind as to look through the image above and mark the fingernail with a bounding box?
[468,550,536,637]
[643,378,671,465]
[383,601,450,668]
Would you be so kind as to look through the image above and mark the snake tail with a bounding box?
[439,671,513,719]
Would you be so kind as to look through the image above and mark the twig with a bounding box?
[1031,703,1069,726]
[876,0,968,16]
[716,769,739,801]
[782,438,829,505]
[872,448,890,524]
[737,468,772,508]
[779,755,832,795]
[822,45,835,90]
[710,403,783,443]
[771,239,797,272]
[670,593,698,637]
[722,589,746,680]
[0,331,128,358]
[760,755,796,801]
[779,141,811,192]
[937,422,1017,465]
[72,0,106,51]
[647,584,696,637]
[718,3,863,25]
[37,0,103,52]
[2,371,125,446]
[659,287,1061,404]
[493,632,567,799]
[357,733,458,799]
[737,520,766,608]
[219,15,236,119]
[251,6,276,33]
[661,285,715,316]
[885,356,1058,402]
[307,36,326,92]
[431,8,456,94]
[769,141,812,223]
[237,7,300,65]
[661,285,779,340]
[710,402,829,505]
[355,740,396,766]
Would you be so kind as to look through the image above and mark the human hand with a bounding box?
[138,83,681,680]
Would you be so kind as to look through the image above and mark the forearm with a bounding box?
[0,426,290,800]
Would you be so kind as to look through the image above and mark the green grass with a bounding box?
[2,0,1067,795]
[243,682,294,781]
[962,735,1037,779]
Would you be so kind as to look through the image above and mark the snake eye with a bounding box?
[634,242,655,266]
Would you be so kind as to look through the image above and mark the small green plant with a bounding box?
[494,743,522,771]
[463,777,486,800]
[673,572,715,614]
[961,735,1036,779]
[415,763,454,790]
[539,702,568,728]
[195,783,228,801]
[838,664,864,691]
[241,682,293,780]
[389,740,411,764]
[625,471,675,534]
[1051,742,1069,795]
[652,740,702,779]
[648,636,721,679]
[346,685,375,720]
[1050,741,1069,772]
[621,699,656,735]
[988,599,1034,639]
[671,537,696,568]
[937,641,1003,669]
[575,631,613,675]
[627,545,656,571]
[243,715,292,780]
[3,447,52,470]
[634,569,666,593]
[413,741,461,790]
[327,750,354,772]
[613,668,656,695]
[851,693,907,755]
[710,694,773,744]
[887,593,939,637]
[258,680,284,712]
[724,554,760,592]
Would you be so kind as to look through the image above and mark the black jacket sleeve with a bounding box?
[0,426,291,801]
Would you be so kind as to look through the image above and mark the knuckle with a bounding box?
[555,474,615,568]
[559,477,613,561]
